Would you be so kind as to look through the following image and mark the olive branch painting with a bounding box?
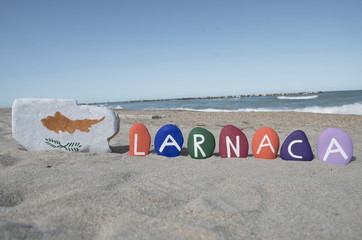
[45,138,82,152]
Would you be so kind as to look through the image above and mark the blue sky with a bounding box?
[1,0,361,107]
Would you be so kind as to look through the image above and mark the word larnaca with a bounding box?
[130,123,353,166]
[12,98,354,166]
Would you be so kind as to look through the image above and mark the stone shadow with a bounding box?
[110,145,129,154]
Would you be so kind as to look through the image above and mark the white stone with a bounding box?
[12,98,120,153]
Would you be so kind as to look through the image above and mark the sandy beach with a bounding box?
[1,108,362,239]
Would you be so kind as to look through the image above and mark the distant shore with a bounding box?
[124,91,322,103]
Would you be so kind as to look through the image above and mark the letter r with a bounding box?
[194,134,206,158]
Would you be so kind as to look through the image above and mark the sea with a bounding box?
[97,90,362,115]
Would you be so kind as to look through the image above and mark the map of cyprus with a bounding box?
[41,112,105,134]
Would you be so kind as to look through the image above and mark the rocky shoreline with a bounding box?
[126,91,322,103]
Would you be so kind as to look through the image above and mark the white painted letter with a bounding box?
[288,140,303,159]
[323,138,348,161]
[194,134,206,158]
[159,135,181,153]
[226,136,240,158]
[257,135,275,154]
[133,134,146,156]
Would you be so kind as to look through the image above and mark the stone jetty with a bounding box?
[125,91,322,103]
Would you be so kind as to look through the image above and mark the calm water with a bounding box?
[98,90,362,115]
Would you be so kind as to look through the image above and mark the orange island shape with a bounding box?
[41,112,105,134]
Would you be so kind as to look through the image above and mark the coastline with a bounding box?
[122,91,322,103]
[1,108,362,239]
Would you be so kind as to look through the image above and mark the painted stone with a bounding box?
[280,130,313,161]
[252,127,279,159]
[317,128,353,165]
[154,124,184,157]
[12,98,120,153]
[219,125,248,158]
[187,127,215,159]
[129,123,151,157]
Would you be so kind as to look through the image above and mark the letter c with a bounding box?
[288,140,303,159]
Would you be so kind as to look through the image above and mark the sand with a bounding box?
[1,108,362,240]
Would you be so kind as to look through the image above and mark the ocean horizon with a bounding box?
[97,90,362,115]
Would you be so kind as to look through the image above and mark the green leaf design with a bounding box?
[45,138,82,152]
